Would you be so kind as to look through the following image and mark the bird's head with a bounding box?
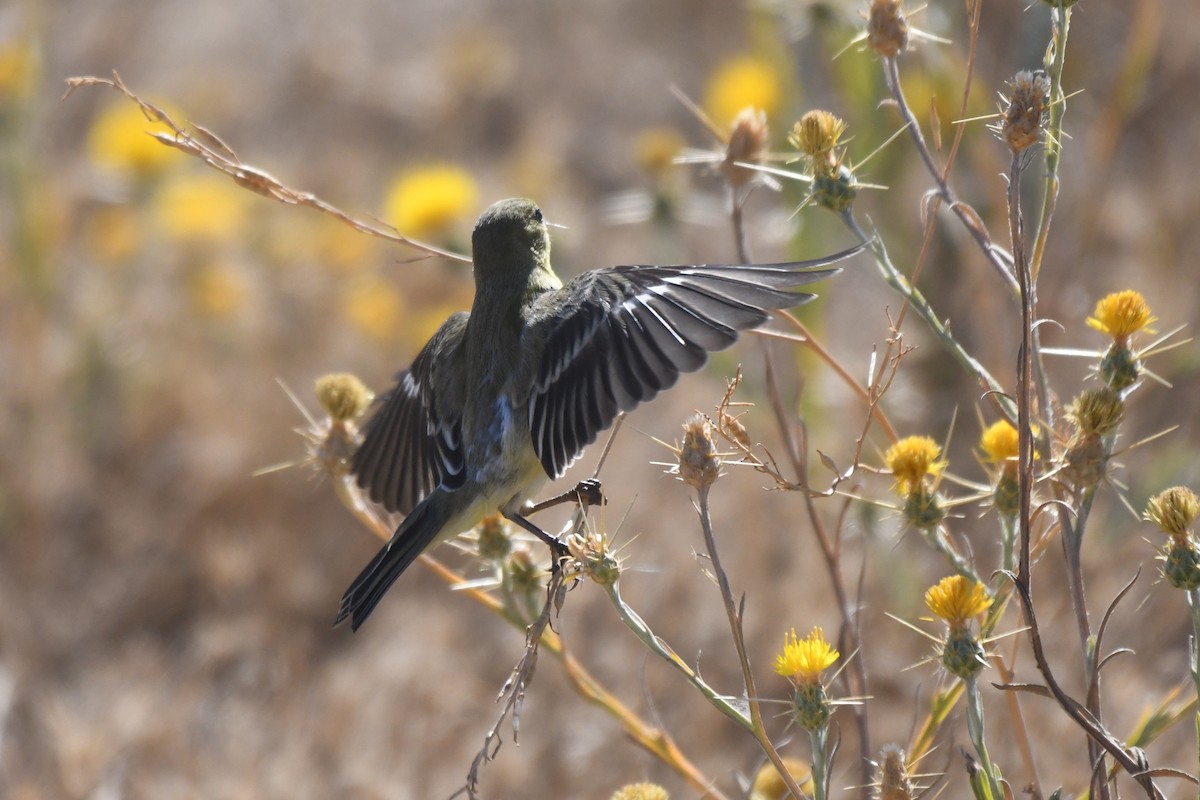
[471,198,552,281]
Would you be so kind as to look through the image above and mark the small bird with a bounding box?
[336,198,860,630]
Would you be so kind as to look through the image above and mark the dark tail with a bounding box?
[334,493,453,631]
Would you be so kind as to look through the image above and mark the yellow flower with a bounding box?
[156,172,249,243]
[189,261,247,318]
[341,275,404,342]
[884,436,946,495]
[1146,487,1200,540]
[704,55,781,129]
[750,757,814,800]
[633,127,685,178]
[791,110,847,162]
[87,100,183,177]
[383,164,478,239]
[774,627,838,683]
[924,575,992,626]
[1086,290,1156,344]
[0,37,37,102]
[979,420,1018,464]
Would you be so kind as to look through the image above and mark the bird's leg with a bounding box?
[502,511,571,567]
[525,478,606,514]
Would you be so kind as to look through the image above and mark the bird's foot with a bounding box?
[526,478,607,515]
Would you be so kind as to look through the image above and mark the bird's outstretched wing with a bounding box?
[526,246,863,479]
[352,312,470,514]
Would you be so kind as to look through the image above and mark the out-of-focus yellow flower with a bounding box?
[383,164,478,239]
[704,55,781,129]
[87,100,183,177]
[774,627,838,684]
[315,373,373,423]
[633,127,685,178]
[84,205,143,266]
[189,261,247,318]
[979,420,1018,465]
[341,275,404,342]
[0,38,37,102]
[749,757,814,800]
[156,172,249,243]
[925,575,992,627]
[884,436,946,495]
[1087,290,1156,345]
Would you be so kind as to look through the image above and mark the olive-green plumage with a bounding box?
[336,198,860,630]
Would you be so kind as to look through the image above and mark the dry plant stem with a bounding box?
[1029,3,1072,282]
[992,653,1045,800]
[762,356,874,797]
[64,73,471,265]
[695,484,809,800]
[334,479,721,796]
[1007,579,1166,799]
[840,211,1013,422]
[879,56,1019,297]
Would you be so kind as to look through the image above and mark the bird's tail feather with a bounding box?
[334,494,454,631]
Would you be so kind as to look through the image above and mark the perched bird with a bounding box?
[336,198,860,630]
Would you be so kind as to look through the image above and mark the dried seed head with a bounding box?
[791,110,847,166]
[1068,386,1125,437]
[868,0,909,58]
[876,745,915,800]
[1146,487,1200,539]
[1001,70,1051,153]
[610,783,669,800]
[722,107,769,189]
[679,415,721,490]
[476,515,512,562]
[315,372,373,423]
[567,531,622,587]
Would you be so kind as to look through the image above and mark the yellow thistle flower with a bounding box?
[1086,290,1156,345]
[0,37,37,103]
[383,164,478,239]
[925,575,992,626]
[884,436,946,495]
[790,110,847,163]
[979,420,1018,465]
[774,627,839,684]
[156,172,249,243]
[87,100,183,177]
[704,55,781,129]
[1146,487,1200,540]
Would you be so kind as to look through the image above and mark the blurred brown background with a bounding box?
[3,0,1200,797]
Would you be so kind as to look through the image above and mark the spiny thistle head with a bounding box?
[722,107,769,189]
[1146,487,1200,541]
[1000,70,1051,153]
[867,0,909,58]
[980,420,1019,466]
[678,415,721,490]
[875,745,915,800]
[926,576,991,678]
[791,110,847,166]
[1068,386,1125,437]
[476,515,512,562]
[811,164,860,213]
[610,783,669,800]
[315,373,373,423]
[567,531,622,587]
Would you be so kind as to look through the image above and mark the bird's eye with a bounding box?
[533,207,543,222]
